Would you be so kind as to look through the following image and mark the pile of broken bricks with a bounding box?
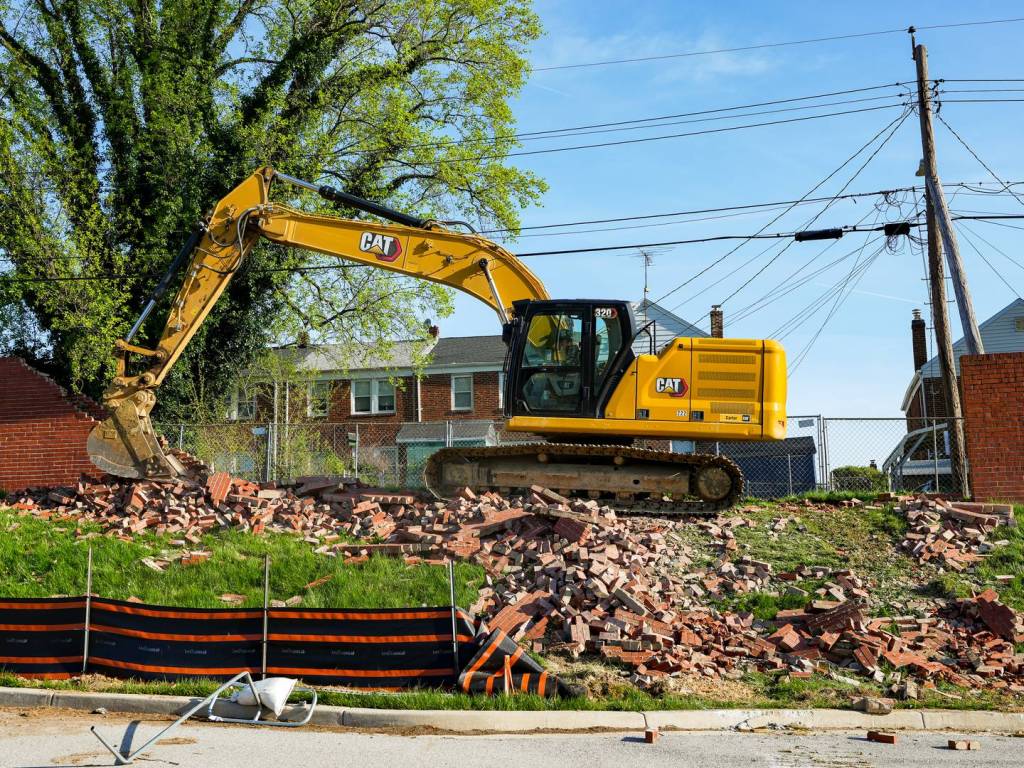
[9,470,1024,693]
[897,497,1015,571]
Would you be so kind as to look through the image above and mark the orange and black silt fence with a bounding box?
[86,598,264,680]
[0,596,484,689]
[265,606,478,688]
[457,628,576,698]
[0,597,86,679]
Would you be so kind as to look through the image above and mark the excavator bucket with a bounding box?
[87,401,185,480]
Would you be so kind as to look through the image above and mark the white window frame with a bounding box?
[498,372,505,409]
[451,374,473,411]
[228,387,257,421]
[350,378,396,415]
[307,380,332,418]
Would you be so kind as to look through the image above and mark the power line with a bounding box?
[935,112,1024,210]
[481,180,1024,236]
[785,239,888,374]
[472,93,909,146]
[390,103,909,166]
[957,225,1022,297]
[955,221,1024,272]
[688,109,912,315]
[773,236,885,339]
[530,17,1024,72]
[730,207,884,323]
[940,98,1024,103]
[5,212,1024,271]
[390,83,912,151]
[941,78,1024,82]
[650,107,909,308]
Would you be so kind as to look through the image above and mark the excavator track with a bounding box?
[423,443,744,517]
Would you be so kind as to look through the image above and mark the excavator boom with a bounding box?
[88,167,547,479]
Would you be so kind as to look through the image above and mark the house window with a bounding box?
[351,378,396,415]
[307,380,332,418]
[452,374,473,411]
[1015,317,1024,332]
[228,387,257,421]
[498,372,505,409]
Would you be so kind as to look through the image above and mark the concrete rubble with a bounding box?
[7,466,1024,694]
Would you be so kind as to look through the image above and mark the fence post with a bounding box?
[816,416,826,491]
[447,559,460,681]
[787,454,794,496]
[82,546,93,675]
[261,554,270,679]
[178,424,184,451]
[821,419,831,491]
[354,424,360,475]
[931,418,941,492]
[264,423,273,483]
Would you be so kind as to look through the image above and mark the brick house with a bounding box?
[220,333,509,484]
[884,298,1024,491]
[227,334,507,425]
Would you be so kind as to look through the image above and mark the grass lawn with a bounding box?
[0,508,484,609]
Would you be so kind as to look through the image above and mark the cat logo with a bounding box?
[654,377,688,398]
[359,231,403,262]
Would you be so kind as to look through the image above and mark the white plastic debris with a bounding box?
[231,677,297,717]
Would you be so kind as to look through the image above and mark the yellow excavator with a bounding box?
[88,167,787,513]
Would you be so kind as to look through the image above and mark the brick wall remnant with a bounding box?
[0,357,106,492]
[961,352,1024,502]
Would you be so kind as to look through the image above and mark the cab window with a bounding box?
[520,313,583,413]
[593,309,624,389]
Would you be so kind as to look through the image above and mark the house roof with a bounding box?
[430,335,506,367]
[276,339,431,373]
[902,298,1024,411]
[274,334,505,375]
[631,300,708,354]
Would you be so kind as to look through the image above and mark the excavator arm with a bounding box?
[88,166,548,479]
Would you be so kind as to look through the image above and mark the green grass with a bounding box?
[775,490,883,504]
[1,670,1020,712]
[0,508,484,609]
[965,504,1024,610]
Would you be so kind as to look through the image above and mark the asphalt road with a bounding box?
[0,709,1016,768]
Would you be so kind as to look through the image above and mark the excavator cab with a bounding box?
[502,300,636,420]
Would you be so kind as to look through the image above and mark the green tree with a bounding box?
[0,0,544,413]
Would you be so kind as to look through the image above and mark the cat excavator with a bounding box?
[87,167,787,513]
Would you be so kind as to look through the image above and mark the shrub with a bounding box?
[830,465,888,492]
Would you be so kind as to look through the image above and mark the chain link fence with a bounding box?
[157,415,967,498]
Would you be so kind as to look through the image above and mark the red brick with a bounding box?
[0,357,106,492]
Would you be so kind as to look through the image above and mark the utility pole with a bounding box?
[910,28,970,496]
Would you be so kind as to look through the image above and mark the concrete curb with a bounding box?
[2,687,1023,734]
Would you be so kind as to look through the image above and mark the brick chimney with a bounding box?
[710,305,724,338]
[911,308,927,371]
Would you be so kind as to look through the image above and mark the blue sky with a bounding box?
[443,0,1024,420]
